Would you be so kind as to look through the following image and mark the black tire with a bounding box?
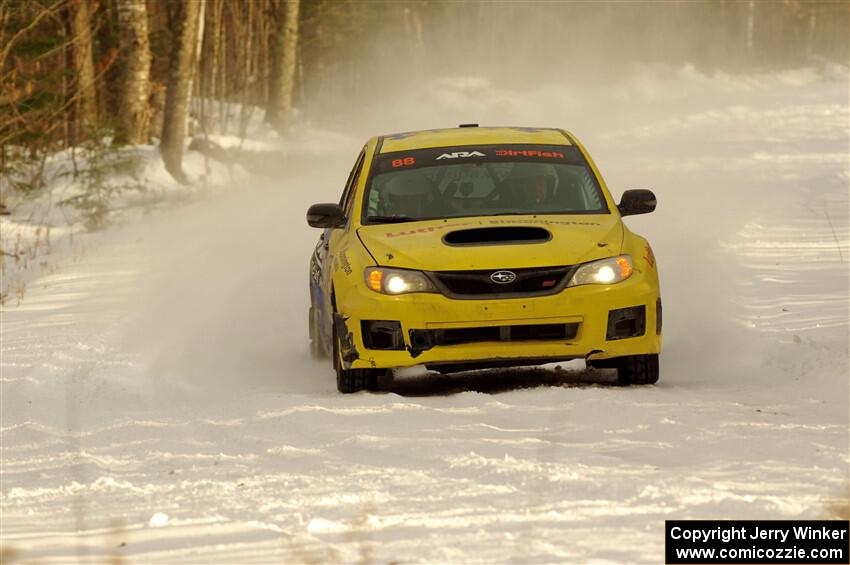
[615,354,659,385]
[336,368,380,394]
[332,315,380,394]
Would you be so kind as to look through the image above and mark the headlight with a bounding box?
[365,267,437,295]
[568,255,633,286]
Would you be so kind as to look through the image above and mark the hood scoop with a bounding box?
[442,226,552,247]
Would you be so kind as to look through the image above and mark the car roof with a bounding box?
[378,126,574,154]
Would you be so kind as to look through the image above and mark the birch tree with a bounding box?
[265,0,300,133]
[115,0,152,144]
[68,0,97,138]
[160,0,203,183]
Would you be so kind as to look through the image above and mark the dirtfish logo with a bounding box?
[436,151,486,160]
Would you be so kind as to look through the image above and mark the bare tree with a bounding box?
[3,0,849,169]
[68,0,97,138]
[160,0,203,183]
[265,0,300,132]
[199,0,223,134]
[115,0,152,144]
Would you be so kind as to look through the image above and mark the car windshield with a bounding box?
[363,144,608,223]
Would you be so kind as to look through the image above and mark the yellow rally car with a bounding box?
[307,125,661,393]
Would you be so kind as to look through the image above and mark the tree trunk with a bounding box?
[160,0,203,184]
[187,0,206,137]
[115,0,152,144]
[746,0,756,60]
[69,0,97,137]
[805,8,816,59]
[238,0,254,139]
[200,0,222,134]
[216,0,228,133]
[258,0,271,110]
[265,0,300,132]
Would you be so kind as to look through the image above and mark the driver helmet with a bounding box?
[508,163,556,204]
[381,172,432,216]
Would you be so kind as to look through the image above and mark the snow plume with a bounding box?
[108,63,850,398]
[115,153,349,398]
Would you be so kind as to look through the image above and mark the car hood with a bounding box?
[357,215,623,271]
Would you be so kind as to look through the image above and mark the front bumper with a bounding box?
[336,271,661,370]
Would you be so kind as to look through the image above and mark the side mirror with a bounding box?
[307,203,346,228]
[618,189,657,217]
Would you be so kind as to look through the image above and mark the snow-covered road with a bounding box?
[2,67,848,563]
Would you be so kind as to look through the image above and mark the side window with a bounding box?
[340,148,366,217]
[577,168,604,210]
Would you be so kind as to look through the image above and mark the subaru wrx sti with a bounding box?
[307,126,661,393]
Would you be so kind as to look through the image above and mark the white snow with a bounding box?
[148,513,169,528]
[1,65,848,563]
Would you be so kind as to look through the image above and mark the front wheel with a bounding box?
[590,354,659,385]
[337,368,381,394]
[332,315,381,394]
[615,354,659,385]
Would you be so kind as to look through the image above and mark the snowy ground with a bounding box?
[1,66,848,563]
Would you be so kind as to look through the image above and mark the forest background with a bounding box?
[1,0,848,205]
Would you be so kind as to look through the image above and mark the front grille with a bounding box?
[408,323,579,353]
[428,265,574,298]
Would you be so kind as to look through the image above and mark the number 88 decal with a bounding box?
[391,156,415,168]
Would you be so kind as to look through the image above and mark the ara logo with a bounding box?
[435,151,486,160]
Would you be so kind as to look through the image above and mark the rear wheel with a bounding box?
[332,314,381,393]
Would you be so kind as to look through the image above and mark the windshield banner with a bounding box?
[374,144,587,174]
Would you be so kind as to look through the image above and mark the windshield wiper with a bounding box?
[367,215,421,224]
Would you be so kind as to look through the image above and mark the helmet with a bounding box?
[506,163,556,204]
[380,172,432,216]
[507,163,556,187]
[383,171,431,197]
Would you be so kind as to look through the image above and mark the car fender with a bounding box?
[324,232,376,355]
[621,226,660,290]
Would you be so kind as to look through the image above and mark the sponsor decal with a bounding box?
[391,156,415,168]
[385,220,602,237]
[384,131,417,140]
[644,244,656,268]
[384,219,600,237]
[435,151,486,160]
[385,223,471,238]
[490,270,517,284]
[338,251,353,275]
[495,149,565,159]
[384,128,450,141]
[487,219,601,227]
